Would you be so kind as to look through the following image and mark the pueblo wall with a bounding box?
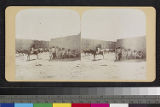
[81,38,115,50]
[116,36,146,54]
[49,35,81,50]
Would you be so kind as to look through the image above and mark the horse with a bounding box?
[18,48,40,61]
[16,49,25,56]
[85,49,104,60]
[95,49,104,60]
[136,51,144,59]
[28,49,40,61]
[103,49,110,54]
[83,49,92,56]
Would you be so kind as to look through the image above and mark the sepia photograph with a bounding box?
[81,9,147,81]
[5,7,156,81]
[15,9,81,80]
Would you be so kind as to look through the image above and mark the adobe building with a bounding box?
[81,38,116,50]
[116,36,146,54]
[49,35,81,50]
[16,39,34,50]
[16,39,49,50]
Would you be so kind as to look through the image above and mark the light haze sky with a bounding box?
[81,9,146,41]
[16,9,80,41]
[16,8,146,41]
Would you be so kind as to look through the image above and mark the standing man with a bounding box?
[49,47,52,61]
[51,46,56,60]
[115,47,122,61]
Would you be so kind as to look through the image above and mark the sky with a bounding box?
[16,9,80,41]
[81,9,146,41]
[16,8,146,41]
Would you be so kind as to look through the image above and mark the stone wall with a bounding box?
[49,35,81,50]
[16,39,49,50]
[81,38,115,50]
[16,39,34,50]
[116,36,146,54]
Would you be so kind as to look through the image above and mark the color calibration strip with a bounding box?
[0,103,160,107]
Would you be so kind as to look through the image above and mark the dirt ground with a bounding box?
[16,52,146,81]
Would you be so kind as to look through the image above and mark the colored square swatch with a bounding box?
[15,103,33,107]
[147,104,160,107]
[110,104,128,107]
[0,103,14,107]
[72,103,90,107]
[91,104,109,107]
[53,103,71,107]
[129,104,148,107]
[34,103,52,107]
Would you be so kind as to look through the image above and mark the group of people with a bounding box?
[16,46,80,61]
[38,48,49,53]
[49,46,80,61]
[16,47,49,55]
[82,47,145,61]
[115,47,145,61]
[17,46,145,61]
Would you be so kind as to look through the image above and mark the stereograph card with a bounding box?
[5,6,156,82]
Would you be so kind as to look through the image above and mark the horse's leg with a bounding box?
[115,53,117,61]
[102,52,104,59]
[36,52,39,59]
[27,55,28,61]
[27,54,30,61]
[37,54,39,59]
[118,54,122,61]
[51,53,53,60]
[93,53,95,60]
[49,55,52,61]
[49,54,52,61]
[49,53,51,61]
[29,55,30,61]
